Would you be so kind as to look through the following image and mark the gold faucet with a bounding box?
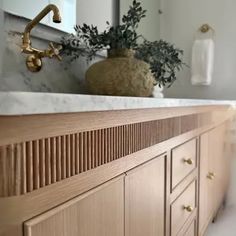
[22,4,62,72]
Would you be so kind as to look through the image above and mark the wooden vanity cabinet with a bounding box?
[125,156,166,236]
[199,124,231,236]
[0,105,233,236]
[183,220,196,236]
[24,155,166,236]
[24,176,125,236]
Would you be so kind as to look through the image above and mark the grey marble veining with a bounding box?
[0,91,235,116]
[0,11,99,94]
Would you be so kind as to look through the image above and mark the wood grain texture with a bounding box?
[183,219,196,236]
[0,107,233,197]
[198,124,230,236]
[171,139,197,190]
[125,156,165,236]
[24,176,125,236]
[0,106,230,147]
[171,180,197,236]
[0,121,233,236]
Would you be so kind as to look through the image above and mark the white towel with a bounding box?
[191,38,215,85]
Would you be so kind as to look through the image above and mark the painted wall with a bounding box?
[77,0,118,32]
[161,0,236,100]
[120,0,161,41]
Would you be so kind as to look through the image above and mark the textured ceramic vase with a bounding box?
[86,49,155,97]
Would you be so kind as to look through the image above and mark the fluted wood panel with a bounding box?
[0,113,211,197]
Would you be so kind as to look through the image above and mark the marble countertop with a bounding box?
[0,92,235,116]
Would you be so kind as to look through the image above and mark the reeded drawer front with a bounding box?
[171,139,197,190]
[171,181,197,236]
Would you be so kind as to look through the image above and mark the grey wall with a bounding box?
[120,0,161,41]
[77,0,118,31]
[161,0,236,100]
[0,9,4,75]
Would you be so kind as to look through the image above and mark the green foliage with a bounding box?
[61,0,186,88]
[61,0,146,61]
[136,40,185,88]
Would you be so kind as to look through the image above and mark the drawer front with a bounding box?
[171,181,196,236]
[171,139,197,189]
[184,220,196,236]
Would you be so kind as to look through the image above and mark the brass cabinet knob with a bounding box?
[207,172,215,180]
[183,158,193,165]
[183,205,194,212]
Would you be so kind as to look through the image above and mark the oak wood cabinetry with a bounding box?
[199,124,231,236]
[183,220,196,236]
[0,105,234,236]
[125,156,165,236]
[171,180,197,236]
[24,176,125,236]
[171,139,197,191]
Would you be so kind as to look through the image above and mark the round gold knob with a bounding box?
[207,172,215,180]
[183,158,193,165]
[183,205,194,212]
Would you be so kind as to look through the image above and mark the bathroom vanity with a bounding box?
[0,92,235,236]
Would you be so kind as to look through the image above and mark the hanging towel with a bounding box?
[191,38,215,85]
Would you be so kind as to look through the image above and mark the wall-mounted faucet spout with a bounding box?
[21,4,62,72]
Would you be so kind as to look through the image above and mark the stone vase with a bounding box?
[85,49,155,97]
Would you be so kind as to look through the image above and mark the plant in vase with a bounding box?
[61,0,186,97]
[136,40,186,97]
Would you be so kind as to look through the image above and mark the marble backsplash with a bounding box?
[0,10,101,94]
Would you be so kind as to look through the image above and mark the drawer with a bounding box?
[171,181,196,236]
[171,139,197,189]
[183,219,196,236]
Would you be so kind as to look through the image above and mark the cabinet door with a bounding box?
[125,156,165,236]
[24,176,124,236]
[183,220,196,236]
[210,124,228,211]
[199,132,215,235]
[199,124,229,235]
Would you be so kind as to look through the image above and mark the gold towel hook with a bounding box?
[199,24,215,34]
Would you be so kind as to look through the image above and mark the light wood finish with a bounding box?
[199,132,213,235]
[171,181,197,236]
[184,220,196,236]
[125,156,165,236]
[171,139,197,190]
[0,116,178,197]
[199,124,231,236]
[0,127,208,236]
[176,214,197,236]
[0,106,230,146]
[24,175,125,236]
[0,105,234,236]
[0,107,233,197]
[211,124,230,212]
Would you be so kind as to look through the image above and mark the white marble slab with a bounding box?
[0,91,236,116]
